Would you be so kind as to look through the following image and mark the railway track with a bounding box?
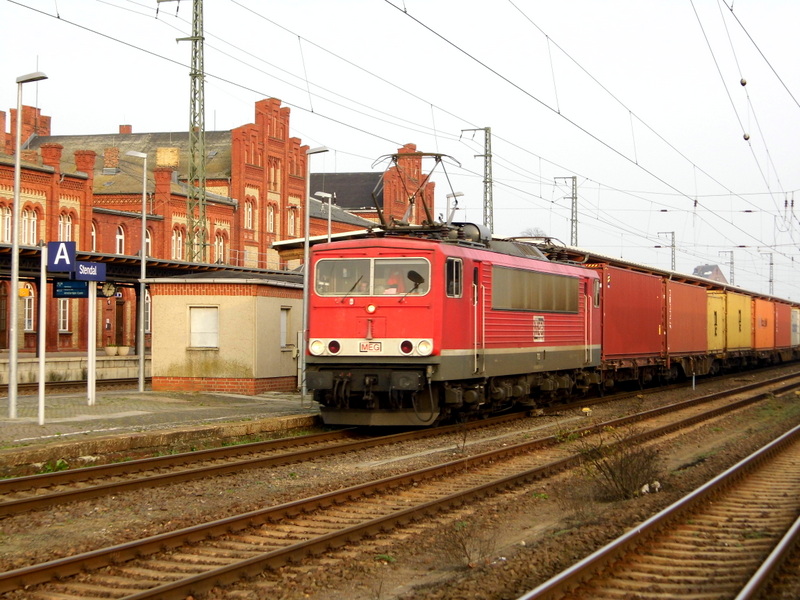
[3,378,148,396]
[3,373,797,518]
[2,374,799,598]
[518,423,800,600]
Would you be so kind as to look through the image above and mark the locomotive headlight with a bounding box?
[400,340,414,355]
[417,340,433,356]
[309,339,325,356]
[327,340,342,355]
[365,304,377,314]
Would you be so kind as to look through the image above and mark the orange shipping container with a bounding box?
[775,303,792,348]
[753,298,775,350]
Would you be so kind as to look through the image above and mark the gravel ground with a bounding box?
[2,367,799,599]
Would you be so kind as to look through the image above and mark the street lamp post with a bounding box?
[315,191,333,242]
[9,71,47,419]
[126,150,147,393]
[301,147,329,398]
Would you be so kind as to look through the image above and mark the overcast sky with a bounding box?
[3,0,799,299]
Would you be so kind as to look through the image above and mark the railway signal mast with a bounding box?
[462,127,494,234]
[555,176,578,246]
[158,0,208,262]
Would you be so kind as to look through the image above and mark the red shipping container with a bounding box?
[775,302,792,349]
[753,298,775,350]
[592,265,664,360]
[665,280,707,354]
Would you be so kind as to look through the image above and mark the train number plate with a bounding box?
[359,341,382,353]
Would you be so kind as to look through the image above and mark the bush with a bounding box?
[575,426,662,501]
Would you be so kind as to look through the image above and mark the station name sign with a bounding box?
[46,241,107,285]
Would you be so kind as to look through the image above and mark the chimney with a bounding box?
[119,124,132,135]
[103,147,120,173]
[41,143,64,170]
[74,150,97,179]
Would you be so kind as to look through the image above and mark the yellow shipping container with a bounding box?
[726,291,753,351]
[707,291,726,352]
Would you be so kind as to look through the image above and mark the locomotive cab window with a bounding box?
[445,258,463,297]
[315,257,430,296]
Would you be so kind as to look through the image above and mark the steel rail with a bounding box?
[517,423,800,600]
[3,377,798,597]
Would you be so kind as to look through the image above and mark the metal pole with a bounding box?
[127,151,148,393]
[9,71,47,419]
[301,148,329,398]
[88,280,96,406]
[38,243,47,425]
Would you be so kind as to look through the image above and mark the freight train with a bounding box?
[303,220,800,427]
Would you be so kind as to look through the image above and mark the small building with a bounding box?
[693,264,728,284]
[148,270,303,394]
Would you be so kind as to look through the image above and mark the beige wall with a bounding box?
[152,291,301,381]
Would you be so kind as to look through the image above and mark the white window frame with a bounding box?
[58,298,70,332]
[214,233,225,263]
[1,206,10,243]
[144,289,152,333]
[244,201,253,229]
[23,283,35,331]
[58,213,73,241]
[189,305,219,348]
[115,225,126,254]
[91,222,97,252]
[172,229,183,260]
[287,210,295,237]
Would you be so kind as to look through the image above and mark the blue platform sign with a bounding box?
[54,280,89,298]
[47,241,76,272]
[74,261,106,281]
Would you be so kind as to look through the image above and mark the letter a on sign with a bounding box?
[47,241,77,272]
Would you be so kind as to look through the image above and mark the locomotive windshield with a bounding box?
[315,258,430,296]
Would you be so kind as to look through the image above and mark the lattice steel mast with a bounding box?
[158,0,207,262]
[462,127,493,233]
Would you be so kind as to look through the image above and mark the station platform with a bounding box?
[0,387,321,474]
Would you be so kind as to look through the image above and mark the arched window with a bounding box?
[287,210,295,237]
[144,289,152,333]
[214,233,225,263]
[23,283,35,331]
[244,201,253,229]
[115,225,125,254]
[91,222,97,252]
[171,229,183,260]
[145,229,152,257]
[0,206,10,243]
[58,213,73,241]
[21,209,37,245]
[267,205,275,232]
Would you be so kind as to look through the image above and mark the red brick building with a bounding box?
[0,98,429,367]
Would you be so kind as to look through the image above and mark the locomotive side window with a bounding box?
[314,257,430,296]
[492,266,579,313]
[446,258,463,297]
[593,278,601,308]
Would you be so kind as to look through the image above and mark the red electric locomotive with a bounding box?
[305,223,602,426]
